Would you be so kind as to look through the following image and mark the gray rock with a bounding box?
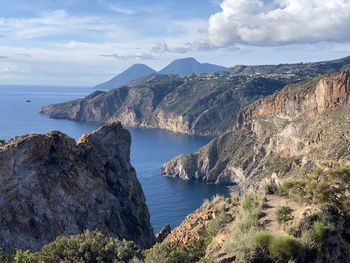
[156,224,171,243]
[0,122,155,254]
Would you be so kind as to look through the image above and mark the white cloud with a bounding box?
[109,4,137,14]
[208,0,350,46]
[99,53,155,60]
[0,9,132,41]
[108,2,163,15]
[151,40,224,54]
[0,63,31,73]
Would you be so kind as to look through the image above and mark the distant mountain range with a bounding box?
[158,57,227,76]
[94,64,156,90]
[94,58,228,90]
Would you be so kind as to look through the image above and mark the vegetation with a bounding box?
[1,167,349,263]
[282,167,350,212]
[0,139,6,146]
[0,231,139,263]
[275,206,293,225]
[221,195,265,262]
[144,240,205,263]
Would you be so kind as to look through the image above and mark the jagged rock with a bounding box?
[156,224,171,243]
[162,70,350,185]
[0,122,155,255]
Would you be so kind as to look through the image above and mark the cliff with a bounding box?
[0,122,155,254]
[41,75,284,136]
[161,70,350,185]
[41,56,350,136]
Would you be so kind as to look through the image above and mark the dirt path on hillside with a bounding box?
[260,194,306,234]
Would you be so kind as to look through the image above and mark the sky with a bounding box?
[0,0,350,86]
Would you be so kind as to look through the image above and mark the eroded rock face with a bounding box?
[40,56,350,136]
[40,75,285,136]
[0,122,155,254]
[161,70,350,186]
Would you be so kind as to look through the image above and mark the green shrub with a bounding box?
[144,240,205,263]
[283,167,350,213]
[206,214,232,238]
[242,196,259,212]
[313,221,326,240]
[254,231,272,248]
[0,249,8,263]
[40,230,138,263]
[268,235,299,261]
[12,250,39,263]
[282,179,307,202]
[275,206,293,225]
[0,140,6,146]
[224,228,269,263]
[276,185,288,196]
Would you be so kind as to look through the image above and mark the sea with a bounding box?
[0,85,230,232]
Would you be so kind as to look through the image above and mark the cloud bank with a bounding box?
[208,0,350,46]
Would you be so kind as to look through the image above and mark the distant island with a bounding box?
[94,57,228,90]
[42,56,350,136]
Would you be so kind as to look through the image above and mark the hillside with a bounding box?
[41,75,284,136]
[147,167,350,262]
[41,56,350,136]
[94,64,156,90]
[158,57,227,76]
[161,70,350,185]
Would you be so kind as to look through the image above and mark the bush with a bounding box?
[144,240,205,263]
[276,185,288,196]
[0,249,8,263]
[283,167,350,213]
[313,221,326,240]
[268,235,299,261]
[225,228,269,263]
[242,196,259,213]
[12,250,39,263]
[40,230,138,263]
[206,214,232,238]
[255,231,272,248]
[275,206,293,225]
[0,140,6,146]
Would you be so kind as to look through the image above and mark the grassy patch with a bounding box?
[275,206,293,225]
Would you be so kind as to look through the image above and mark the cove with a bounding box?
[0,85,230,232]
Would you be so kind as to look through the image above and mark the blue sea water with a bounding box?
[0,85,230,232]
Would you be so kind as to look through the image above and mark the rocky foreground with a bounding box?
[0,122,155,254]
[161,70,350,185]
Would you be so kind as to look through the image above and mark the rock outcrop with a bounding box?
[161,70,350,185]
[0,122,155,254]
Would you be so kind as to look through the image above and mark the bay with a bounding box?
[0,85,230,232]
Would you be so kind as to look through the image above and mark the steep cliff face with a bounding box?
[41,56,350,136]
[0,122,155,254]
[161,70,350,185]
[41,75,285,136]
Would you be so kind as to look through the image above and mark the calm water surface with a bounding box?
[0,85,230,232]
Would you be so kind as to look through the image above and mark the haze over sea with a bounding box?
[0,85,230,232]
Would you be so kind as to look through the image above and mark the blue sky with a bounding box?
[0,0,350,85]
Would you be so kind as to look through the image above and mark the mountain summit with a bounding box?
[158,57,227,76]
[94,64,156,90]
[94,58,227,90]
